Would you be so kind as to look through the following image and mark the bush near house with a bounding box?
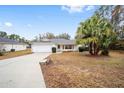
[78,46,89,52]
[0,51,4,56]
[52,47,56,53]
[110,40,124,50]
[0,49,6,56]
[11,49,15,52]
[78,47,84,52]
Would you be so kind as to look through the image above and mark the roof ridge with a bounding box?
[0,37,25,44]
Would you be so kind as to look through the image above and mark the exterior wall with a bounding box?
[73,45,78,51]
[12,44,27,51]
[0,43,6,51]
[0,43,27,51]
[56,44,78,52]
[31,42,79,53]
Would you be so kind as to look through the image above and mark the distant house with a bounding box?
[0,37,28,51]
[31,39,78,53]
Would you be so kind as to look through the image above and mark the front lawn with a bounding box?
[0,48,32,60]
[40,51,124,88]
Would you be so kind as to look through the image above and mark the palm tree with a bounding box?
[76,14,100,55]
[76,13,116,56]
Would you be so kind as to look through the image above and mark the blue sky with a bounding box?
[0,5,99,40]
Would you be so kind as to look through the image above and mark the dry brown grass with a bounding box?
[0,48,32,60]
[41,51,124,88]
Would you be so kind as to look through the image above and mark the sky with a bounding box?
[0,5,99,40]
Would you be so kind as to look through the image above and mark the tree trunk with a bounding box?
[89,42,93,55]
[89,42,99,55]
[94,42,99,55]
[96,46,100,55]
[93,42,96,55]
[93,42,99,55]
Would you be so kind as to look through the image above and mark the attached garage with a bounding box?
[31,42,54,53]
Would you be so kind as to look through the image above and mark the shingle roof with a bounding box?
[0,37,24,44]
[32,39,76,45]
[49,39,75,45]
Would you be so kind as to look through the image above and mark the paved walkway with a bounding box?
[0,53,51,88]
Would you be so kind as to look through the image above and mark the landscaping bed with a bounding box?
[0,48,32,60]
[40,51,124,88]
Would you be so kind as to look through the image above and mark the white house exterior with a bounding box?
[31,39,78,53]
[0,37,27,51]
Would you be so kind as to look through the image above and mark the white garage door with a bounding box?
[32,45,52,52]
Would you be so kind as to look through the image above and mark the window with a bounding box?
[65,45,73,49]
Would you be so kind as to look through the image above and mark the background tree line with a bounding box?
[33,32,71,42]
[0,31,29,44]
[0,31,71,43]
[76,5,124,56]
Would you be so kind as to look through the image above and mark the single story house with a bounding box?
[31,39,78,53]
[0,37,28,52]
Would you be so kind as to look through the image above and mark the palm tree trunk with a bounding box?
[94,43,99,55]
[96,46,100,55]
[89,42,99,55]
[93,42,96,55]
[89,42,93,55]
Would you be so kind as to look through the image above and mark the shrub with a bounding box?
[111,45,124,50]
[78,47,84,52]
[84,46,89,51]
[0,49,6,56]
[101,49,109,56]
[110,40,124,50]
[11,49,15,52]
[52,47,56,53]
[0,51,4,56]
[2,49,6,52]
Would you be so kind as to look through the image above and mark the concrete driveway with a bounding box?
[0,53,51,88]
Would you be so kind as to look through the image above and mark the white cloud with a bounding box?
[61,5,85,13]
[27,24,32,27]
[4,22,13,27]
[86,5,95,11]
